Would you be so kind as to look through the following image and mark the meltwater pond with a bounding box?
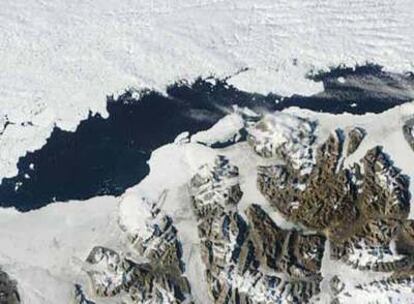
[1,64,414,211]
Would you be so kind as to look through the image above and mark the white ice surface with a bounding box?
[246,112,315,173]
[0,196,120,304]
[191,112,244,146]
[120,142,217,304]
[1,0,414,178]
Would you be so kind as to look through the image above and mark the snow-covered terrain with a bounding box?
[2,1,414,303]
[0,196,120,303]
[0,103,413,303]
[1,0,414,178]
[190,112,245,147]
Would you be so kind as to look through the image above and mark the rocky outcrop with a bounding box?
[395,220,414,255]
[359,146,410,220]
[258,130,358,235]
[246,204,325,282]
[190,156,242,218]
[83,246,192,303]
[246,112,317,175]
[189,156,325,303]
[76,195,192,303]
[402,117,414,151]
[346,127,365,156]
[0,269,20,304]
[74,284,95,304]
[122,198,185,274]
[258,126,410,236]
[255,118,414,302]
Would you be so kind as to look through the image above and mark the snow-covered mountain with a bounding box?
[0,103,414,303]
[1,1,414,303]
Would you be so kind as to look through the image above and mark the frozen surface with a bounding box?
[0,196,120,304]
[246,112,316,174]
[1,104,414,302]
[1,1,414,302]
[1,0,414,178]
[190,112,244,146]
